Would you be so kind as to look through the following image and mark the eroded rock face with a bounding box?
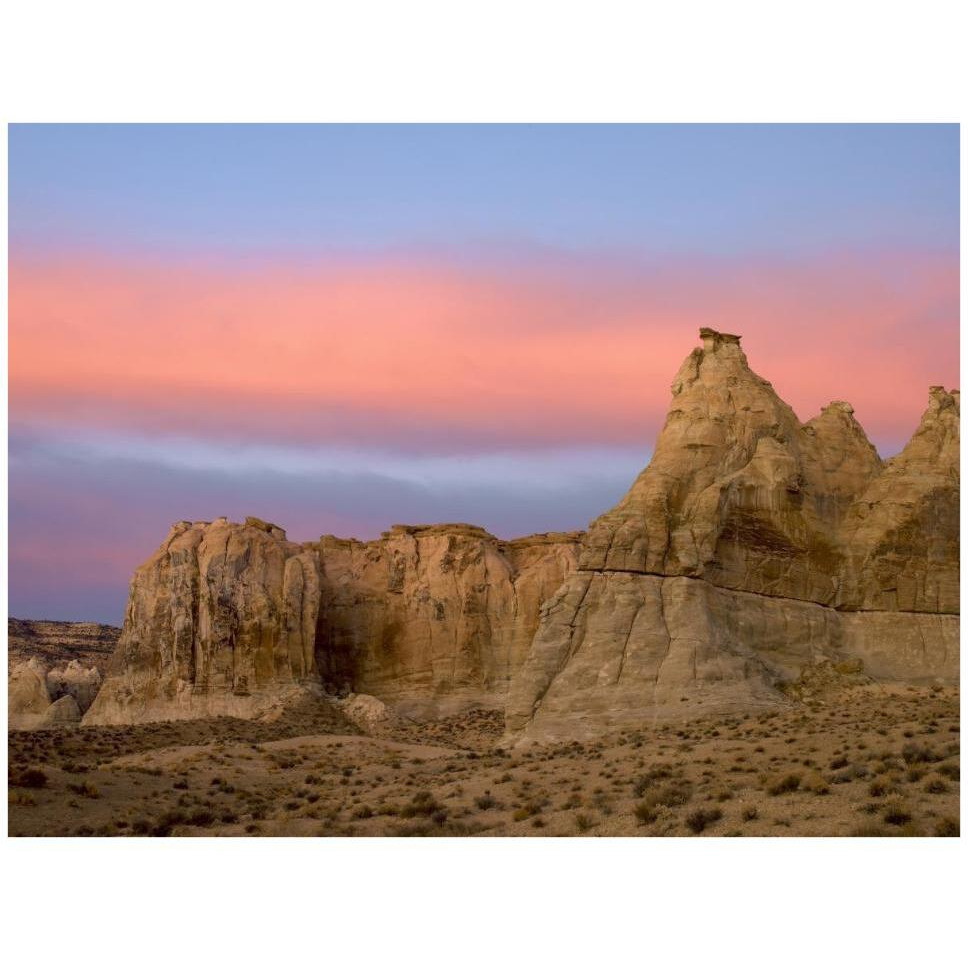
[47,661,103,713]
[85,519,580,725]
[506,329,959,741]
[41,694,83,726]
[84,517,324,725]
[9,659,53,729]
[316,526,581,718]
[81,328,958,736]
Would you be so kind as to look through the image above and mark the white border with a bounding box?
[1,3,965,966]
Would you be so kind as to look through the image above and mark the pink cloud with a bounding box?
[9,249,958,455]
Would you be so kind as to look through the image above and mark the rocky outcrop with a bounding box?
[8,619,117,727]
[84,519,580,725]
[506,329,959,741]
[83,517,325,725]
[40,694,83,726]
[9,659,53,729]
[47,661,103,712]
[315,525,581,718]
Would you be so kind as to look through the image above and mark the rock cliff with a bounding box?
[75,328,958,737]
[505,329,959,741]
[83,519,580,725]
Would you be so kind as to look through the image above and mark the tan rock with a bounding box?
[84,519,325,725]
[86,519,580,725]
[47,660,102,713]
[82,328,958,739]
[507,329,959,742]
[9,659,53,730]
[40,694,83,726]
[338,693,397,732]
[316,525,581,719]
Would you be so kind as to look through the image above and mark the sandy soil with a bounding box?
[7,684,959,837]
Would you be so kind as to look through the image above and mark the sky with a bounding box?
[7,124,960,623]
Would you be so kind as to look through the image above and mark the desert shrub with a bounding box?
[766,773,801,796]
[12,768,48,789]
[924,778,948,795]
[645,781,693,809]
[802,773,829,796]
[187,808,216,827]
[400,791,444,819]
[474,793,497,811]
[511,800,541,823]
[882,800,912,826]
[152,810,187,836]
[634,801,658,826]
[902,743,940,765]
[829,756,849,770]
[351,804,373,820]
[632,766,672,797]
[686,808,723,834]
[68,781,101,799]
[867,778,899,798]
[393,820,436,837]
[574,813,594,833]
[937,762,959,781]
[741,806,758,822]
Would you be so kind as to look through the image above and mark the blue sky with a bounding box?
[11,123,959,254]
[8,124,960,623]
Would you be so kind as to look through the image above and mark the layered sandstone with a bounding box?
[506,329,959,741]
[84,517,326,724]
[8,618,120,673]
[84,519,580,725]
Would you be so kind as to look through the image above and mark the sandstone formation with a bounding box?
[7,619,117,728]
[47,661,103,712]
[83,518,580,725]
[74,328,958,738]
[315,525,581,719]
[9,659,53,729]
[40,694,83,726]
[84,516,327,725]
[505,329,959,741]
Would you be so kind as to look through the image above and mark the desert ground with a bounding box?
[8,682,959,837]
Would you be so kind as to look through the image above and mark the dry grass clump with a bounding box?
[10,767,48,789]
[881,799,912,827]
[766,773,801,796]
[685,807,723,834]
